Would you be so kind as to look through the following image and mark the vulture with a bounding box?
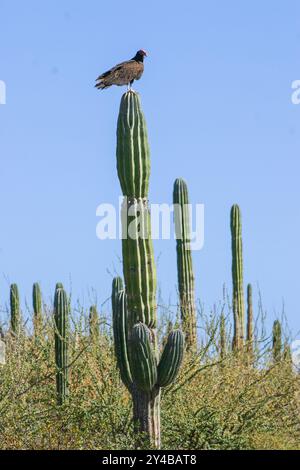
[95,50,147,90]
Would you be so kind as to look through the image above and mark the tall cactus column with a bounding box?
[114,92,184,448]
[230,205,245,351]
[10,284,21,336]
[173,178,197,350]
[54,284,69,405]
[33,282,43,337]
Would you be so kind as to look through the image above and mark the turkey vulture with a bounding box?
[95,50,147,90]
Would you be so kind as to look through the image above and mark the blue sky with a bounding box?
[0,0,299,336]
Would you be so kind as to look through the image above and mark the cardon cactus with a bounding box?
[272,320,282,363]
[230,205,245,351]
[10,283,21,336]
[112,287,184,448]
[54,284,69,405]
[89,305,100,343]
[173,178,197,350]
[33,282,42,336]
[113,91,185,448]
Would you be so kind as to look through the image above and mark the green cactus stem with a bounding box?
[112,289,133,391]
[272,320,282,363]
[173,178,197,350]
[33,282,42,336]
[54,284,69,405]
[10,284,21,336]
[130,323,158,392]
[157,330,184,387]
[230,204,245,351]
[111,276,124,317]
[113,91,185,449]
[117,91,150,199]
[117,92,157,329]
[89,305,100,343]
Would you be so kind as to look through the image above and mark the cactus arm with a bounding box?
[157,330,184,387]
[111,276,124,313]
[112,290,133,390]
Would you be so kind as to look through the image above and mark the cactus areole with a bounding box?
[113,92,184,449]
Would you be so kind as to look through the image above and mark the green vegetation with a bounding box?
[0,300,298,449]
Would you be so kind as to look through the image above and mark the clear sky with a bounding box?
[0,0,299,336]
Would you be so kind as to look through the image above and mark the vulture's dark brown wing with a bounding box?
[95,60,144,89]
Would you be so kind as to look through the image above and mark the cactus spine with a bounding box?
[54,284,69,405]
[10,284,21,336]
[173,178,197,350]
[33,282,42,336]
[272,320,282,363]
[114,92,184,448]
[230,205,245,351]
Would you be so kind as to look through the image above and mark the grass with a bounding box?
[0,298,299,450]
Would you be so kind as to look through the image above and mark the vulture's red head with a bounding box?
[134,49,148,62]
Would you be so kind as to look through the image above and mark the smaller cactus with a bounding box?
[33,282,43,336]
[54,284,69,405]
[230,205,245,351]
[173,178,197,350]
[89,305,100,342]
[272,320,282,363]
[10,284,21,335]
